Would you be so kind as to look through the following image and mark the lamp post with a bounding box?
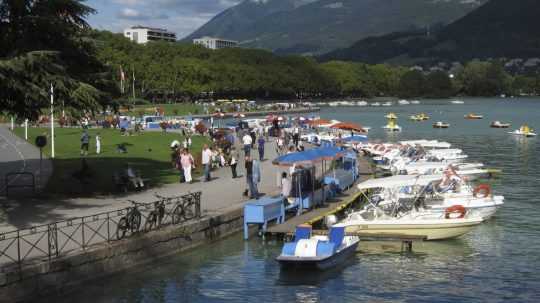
[50,83,55,159]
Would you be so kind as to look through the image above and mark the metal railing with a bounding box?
[0,191,201,275]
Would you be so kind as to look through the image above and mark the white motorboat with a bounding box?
[357,174,503,221]
[382,101,393,107]
[398,99,410,105]
[356,101,368,106]
[433,121,450,129]
[371,102,381,107]
[451,100,465,104]
[337,211,483,240]
[490,121,511,128]
[410,100,421,104]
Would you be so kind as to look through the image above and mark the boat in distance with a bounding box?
[490,121,511,128]
[509,124,537,137]
[433,121,450,128]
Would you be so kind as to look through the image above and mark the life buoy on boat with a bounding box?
[473,184,491,198]
[377,145,386,152]
[445,205,467,219]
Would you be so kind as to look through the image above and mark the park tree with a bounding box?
[0,0,117,120]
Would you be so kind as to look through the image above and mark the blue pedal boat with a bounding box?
[276,225,359,270]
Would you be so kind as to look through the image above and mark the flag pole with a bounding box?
[132,66,136,101]
[50,83,55,159]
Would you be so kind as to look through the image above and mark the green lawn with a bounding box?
[13,127,209,196]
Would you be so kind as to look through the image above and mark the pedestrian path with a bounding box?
[0,136,281,233]
[0,125,53,196]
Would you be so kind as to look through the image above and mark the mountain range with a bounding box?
[185,0,487,55]
[319,0,540,64]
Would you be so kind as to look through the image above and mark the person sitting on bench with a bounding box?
[124,163,144,190]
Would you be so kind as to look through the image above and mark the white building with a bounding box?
[124,26,176,44]
[193,36,238,50]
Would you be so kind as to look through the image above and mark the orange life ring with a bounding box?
[473,184,491,198]
[445,205,467,219]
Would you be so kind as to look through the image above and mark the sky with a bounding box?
[86,0,241,39]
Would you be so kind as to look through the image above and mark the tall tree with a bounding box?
[0,0,116,119]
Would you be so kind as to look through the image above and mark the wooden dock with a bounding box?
[265,155,374,237]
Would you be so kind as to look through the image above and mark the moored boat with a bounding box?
[276,225,359,270]
[465,113,484,119]
[490,121,511,128]
[383,113,402,132]
[509,124,537,137]
[410,113,430,121]
[433,121,450,128]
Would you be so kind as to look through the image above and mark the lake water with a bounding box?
[55,98,540,302]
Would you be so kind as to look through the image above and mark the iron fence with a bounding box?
[0,191,201,274]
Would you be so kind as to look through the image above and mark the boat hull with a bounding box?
[276,240,359,270]
[343,220,481,240]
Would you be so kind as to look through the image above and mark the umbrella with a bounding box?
[331,122,367,133]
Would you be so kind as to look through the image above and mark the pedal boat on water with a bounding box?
[276,225,359,270]
[509,124,537,137]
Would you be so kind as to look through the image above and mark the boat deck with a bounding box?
[265,155,373,236]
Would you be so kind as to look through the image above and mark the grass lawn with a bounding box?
[126,103,205,116]
[13,127,209,196]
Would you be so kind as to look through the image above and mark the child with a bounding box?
[95,133,101,154]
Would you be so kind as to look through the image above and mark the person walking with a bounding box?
[257,135,265,161]
[293,126,300,148]
[202,144,212,182]
[95,133,101,154]
[252,158,261,197]
[180,149,195,183]
[242,132,253,155]
[230,147,239,178]
[244,155,257,199]
[80,130,89,156]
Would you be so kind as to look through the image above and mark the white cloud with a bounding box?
[87,0,242,38]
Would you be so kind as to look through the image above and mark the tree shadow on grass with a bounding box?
[0,156,204,230]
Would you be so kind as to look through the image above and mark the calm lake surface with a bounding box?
[56,98,540,302]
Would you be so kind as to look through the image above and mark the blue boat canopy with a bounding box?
[342,135,368,143]
[273,147,343,167]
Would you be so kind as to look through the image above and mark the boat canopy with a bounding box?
[357,175,443,190]
[273,147,343,167]
[342,135,368,143]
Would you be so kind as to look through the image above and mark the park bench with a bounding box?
[113,171,150,193]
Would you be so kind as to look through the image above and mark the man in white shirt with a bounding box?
[202,144,212,181]
[242,132,253,155]
[281,172,291,199]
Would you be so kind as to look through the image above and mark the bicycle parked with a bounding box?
[171,192,198,224]
[145,194,167,231]
[116,200,142,240]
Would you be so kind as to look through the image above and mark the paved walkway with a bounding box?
[0,125,53,195]
[0,127,283,233]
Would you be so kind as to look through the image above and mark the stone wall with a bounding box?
[0,207,244,303]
